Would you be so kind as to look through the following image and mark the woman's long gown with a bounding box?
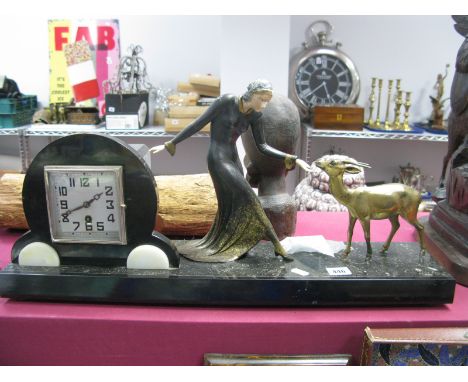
[168,94,295,262]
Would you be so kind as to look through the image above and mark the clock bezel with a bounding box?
[44,165,127,245]
[289,46,360,117]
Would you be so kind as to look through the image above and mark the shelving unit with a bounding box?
[24,125,210,138]
[299,124,449,187]
[302,125,448,164]
[0,124,210,172]
[306,127,448,141]
[0,128,20,136]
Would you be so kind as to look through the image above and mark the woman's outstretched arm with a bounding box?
[250,121,312,172]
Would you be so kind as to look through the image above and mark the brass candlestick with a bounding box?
[367,77,377,126]
[402,91,412,131]
[375,79,383,128]
[384,79,394,130]
[392,79,402,129]
[392,90,403,130]
[395,79,401,98]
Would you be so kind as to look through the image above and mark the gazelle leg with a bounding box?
[343,214,357,256]
[415,222,426,255]
[401,211,426,256]
[360,218,372,256]
[381,215,400,253]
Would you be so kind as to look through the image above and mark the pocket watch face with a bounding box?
[295,53,354,107]
[290,47,360,117]
[44,165,127,244]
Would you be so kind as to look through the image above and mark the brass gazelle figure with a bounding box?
[315,158,426,257]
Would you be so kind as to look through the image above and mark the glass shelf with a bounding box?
[305,125,448,142]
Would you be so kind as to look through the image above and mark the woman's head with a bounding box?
[242,79,273,112]
[242,79,273,100]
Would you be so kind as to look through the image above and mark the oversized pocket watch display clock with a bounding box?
[289,20,360,119]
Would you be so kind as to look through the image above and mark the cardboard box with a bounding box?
[105,93,149,128]
[189,74,220,88]
[167,92,199,106]
[313,104,364,130]
[177,82,220,98]
[164,118,210,133]
[168,106,209,119]
[360,327,468,366]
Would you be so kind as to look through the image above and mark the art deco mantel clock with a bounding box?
[289,20,360,119]
[12,133,179,270]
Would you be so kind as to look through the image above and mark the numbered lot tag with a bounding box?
[326,267,352,276]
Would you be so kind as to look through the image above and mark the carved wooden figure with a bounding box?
[242,93,300,239]
[438,16,468,192]
[425,16,468,286]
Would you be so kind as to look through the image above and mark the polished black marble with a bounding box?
[0,242,455,306]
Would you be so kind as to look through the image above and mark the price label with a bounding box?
[326,267,352,276]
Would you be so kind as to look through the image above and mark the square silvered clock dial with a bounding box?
[44,165,127,244]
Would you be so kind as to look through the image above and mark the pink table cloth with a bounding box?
[0,211,466,365]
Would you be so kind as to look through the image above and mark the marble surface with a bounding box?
[0,241,455,306]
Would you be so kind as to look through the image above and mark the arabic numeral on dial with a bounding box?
[69,178,75,187]
[73,222,80,231]
[106,200,114,209]
[85,222,93,231]
[105,186,113,196]
[62,215,69,223]
[108,213,115,223]
[60,200,68,209]
[80,177,89,187]
[96,222,104,231]
[58,186,67,196]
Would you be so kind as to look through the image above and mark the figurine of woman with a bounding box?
[150,79,311,263]
[430,64,450,128]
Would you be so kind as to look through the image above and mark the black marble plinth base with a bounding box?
[0,242,455,306]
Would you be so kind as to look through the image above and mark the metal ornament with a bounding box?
[314,157,426,258]
[366,78,413,131]
[289,20,360,119]
[103,44,153,95]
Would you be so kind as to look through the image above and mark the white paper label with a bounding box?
[106,114,140,130]
[326,267,352,276]
[291,268,309,277]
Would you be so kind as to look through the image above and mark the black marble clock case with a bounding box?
[10,133,179,268]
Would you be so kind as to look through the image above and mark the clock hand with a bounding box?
[62,192,104,219]
[82,192,104,208]
[323,82,332,102]
[309,81,326,95]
